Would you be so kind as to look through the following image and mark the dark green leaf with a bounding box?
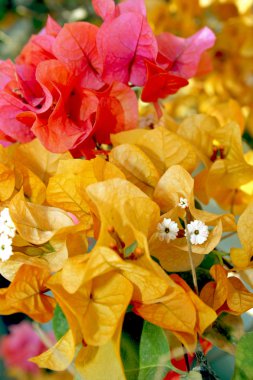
[121,331,140,380]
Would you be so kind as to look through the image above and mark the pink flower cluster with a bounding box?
[0,0,215,157]
[0,321,51,374]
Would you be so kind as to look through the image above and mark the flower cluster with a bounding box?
[0,208,16,262]
[0,0,215,157]
[157,217,209,245]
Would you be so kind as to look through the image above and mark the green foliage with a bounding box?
[121,331,140,380]
[138,321,184,380]
[233,331,253,380]
[124,241,138,257]
[52,304,69,341]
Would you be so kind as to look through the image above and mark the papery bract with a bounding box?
[16,17,61,66]
[156,27,216,79]
[48,268,133,347]
[32,60,137,154]
[0,264,56,322]
[9,190,74,245]
[53,22,103,89]
[95,0,158,86]
[141,60,188,104]
[200,264,253,315]
[13,138,71,184]
[30,330,75,371]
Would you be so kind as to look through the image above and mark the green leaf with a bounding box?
[121,331,140,380]
[52,304,69,341]
[200,252,220,270]
[138,321,184,380]
[233,331,253,380]
[124,241,138,257]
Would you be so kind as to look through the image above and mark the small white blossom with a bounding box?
[178,197,188,209]
[0,208,16,238]
[0,233,13,262]
[157,218,179,243]
[186,220,209,245]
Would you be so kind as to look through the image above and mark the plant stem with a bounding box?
[220,231,236,241]
[185,214,199,296]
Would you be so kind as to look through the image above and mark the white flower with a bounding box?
[0,233,13,262]
[157,218,179,243]
[0,208,16,238]
[186,220,209,245]
[178,197,188,209]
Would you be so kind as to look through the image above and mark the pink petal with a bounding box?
[45,16,61,36]
[97,13,157,86]
[92,0,115,19]
[157,27,216,78]
[0,94,35,142]
[53,22,103,89]
[33,60,99,152]
[94,82,138,144]
[118,0,146,17]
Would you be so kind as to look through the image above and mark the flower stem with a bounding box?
[220,231,236,241]
[185,214,199,295]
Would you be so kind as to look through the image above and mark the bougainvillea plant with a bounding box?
[0,0,253,379]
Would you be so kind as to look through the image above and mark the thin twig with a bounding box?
[185,214,199,295]
[220,231,236,241]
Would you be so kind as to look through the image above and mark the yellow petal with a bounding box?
[111,129,148,146]
[236,203,253,256]
[230,248,250,269]
[81,272,133,346]
[178,114,221,166]
[134,286,197,351]
[153,165,194,211]
[86,178,152,247]
[30,330,76,371]
[0,264,55,322]
[0,252,48,281]
[75,321,126,380]
[9,190,73,244]
[227,276,253,314]
[137,127,198,175]
[92,156,125,181]
[110,143,160,196]
[14,139,71,184]
[49,269,133,346]
[207,99,245,132]
[171,274,217,334]
[0,162,15,201]
[14,162,46,204]
[46,160,96,228]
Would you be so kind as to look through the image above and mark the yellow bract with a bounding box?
[0,264,55,322]
[200,264,253,315]
[231,203,253,269]
[9,190,74,244]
